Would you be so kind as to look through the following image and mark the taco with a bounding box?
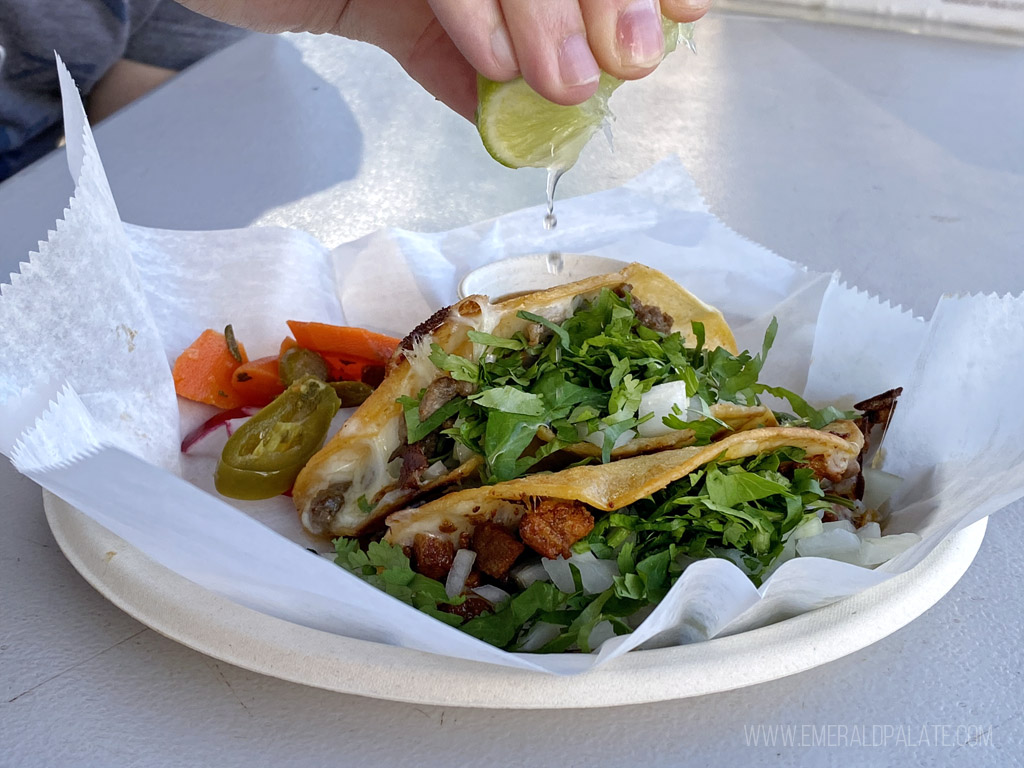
[293,263,782,538]
[351,421,866,652]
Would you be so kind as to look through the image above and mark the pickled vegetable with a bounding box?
[215,377,340,499]
[278,346,330,386]
[330,380,373,407]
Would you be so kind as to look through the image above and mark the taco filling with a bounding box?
[297,268,850,538]
[326,419,915,653]
[393,285,777,487]
[300,266,919,653]
[294,264,758,537]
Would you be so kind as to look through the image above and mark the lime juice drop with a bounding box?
[544,167,565,230]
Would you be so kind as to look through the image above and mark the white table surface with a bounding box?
[2,12,1022,766]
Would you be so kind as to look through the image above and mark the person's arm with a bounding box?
[174,0,711,120]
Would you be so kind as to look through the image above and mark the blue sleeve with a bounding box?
[124,0,251,71]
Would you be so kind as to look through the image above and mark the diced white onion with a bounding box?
[472,585,511,607]
[856,522,882,540]
[767,519,920,575]
[862,468,904,511]
[796,528,862,564]
[445,548,476,598]
[761,514,831,581]
[448,417,475,464]
[636,381,701,438]
[822,519,857,535]
[764,514,829,579]
[454,440,475,464]
[510,561,551,589]
[856,533,921,567]
[421,460,448,482]
[572,551,619,594]
[541,556,577,593]
[541,552,619,595]
[517,622,562,652]
[582,427,636,450]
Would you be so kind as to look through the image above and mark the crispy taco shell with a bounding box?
[293,263,738,538]
[385,422,864,550]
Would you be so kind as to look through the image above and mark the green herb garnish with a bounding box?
[402,290,836,483]
[334,446,830,652]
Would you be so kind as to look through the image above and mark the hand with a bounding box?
[176,0,711,120]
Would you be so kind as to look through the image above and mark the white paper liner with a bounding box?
[2,58,1022,675]
[0,59,179,472]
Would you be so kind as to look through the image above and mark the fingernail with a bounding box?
[490,26,518,73]
[559,33,601,88]
[617,0,664,68]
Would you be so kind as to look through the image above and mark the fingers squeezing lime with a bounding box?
[476,21,694,170]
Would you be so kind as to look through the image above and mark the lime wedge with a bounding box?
[476,72,620,170]
[476,21,693,170]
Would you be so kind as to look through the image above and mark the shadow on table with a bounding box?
[94,34,363,231]
[775,22,1024,177]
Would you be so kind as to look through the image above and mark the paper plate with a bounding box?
[43,492,986,709]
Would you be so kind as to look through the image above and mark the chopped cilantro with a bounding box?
[398,289,845,484]
[428,344,479,383]
[333,537,464,622]
[755,383,858,429]
[589,447,825,587]
[351,290,867,652]
[471,386,547,416]
[332,446,832,653]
